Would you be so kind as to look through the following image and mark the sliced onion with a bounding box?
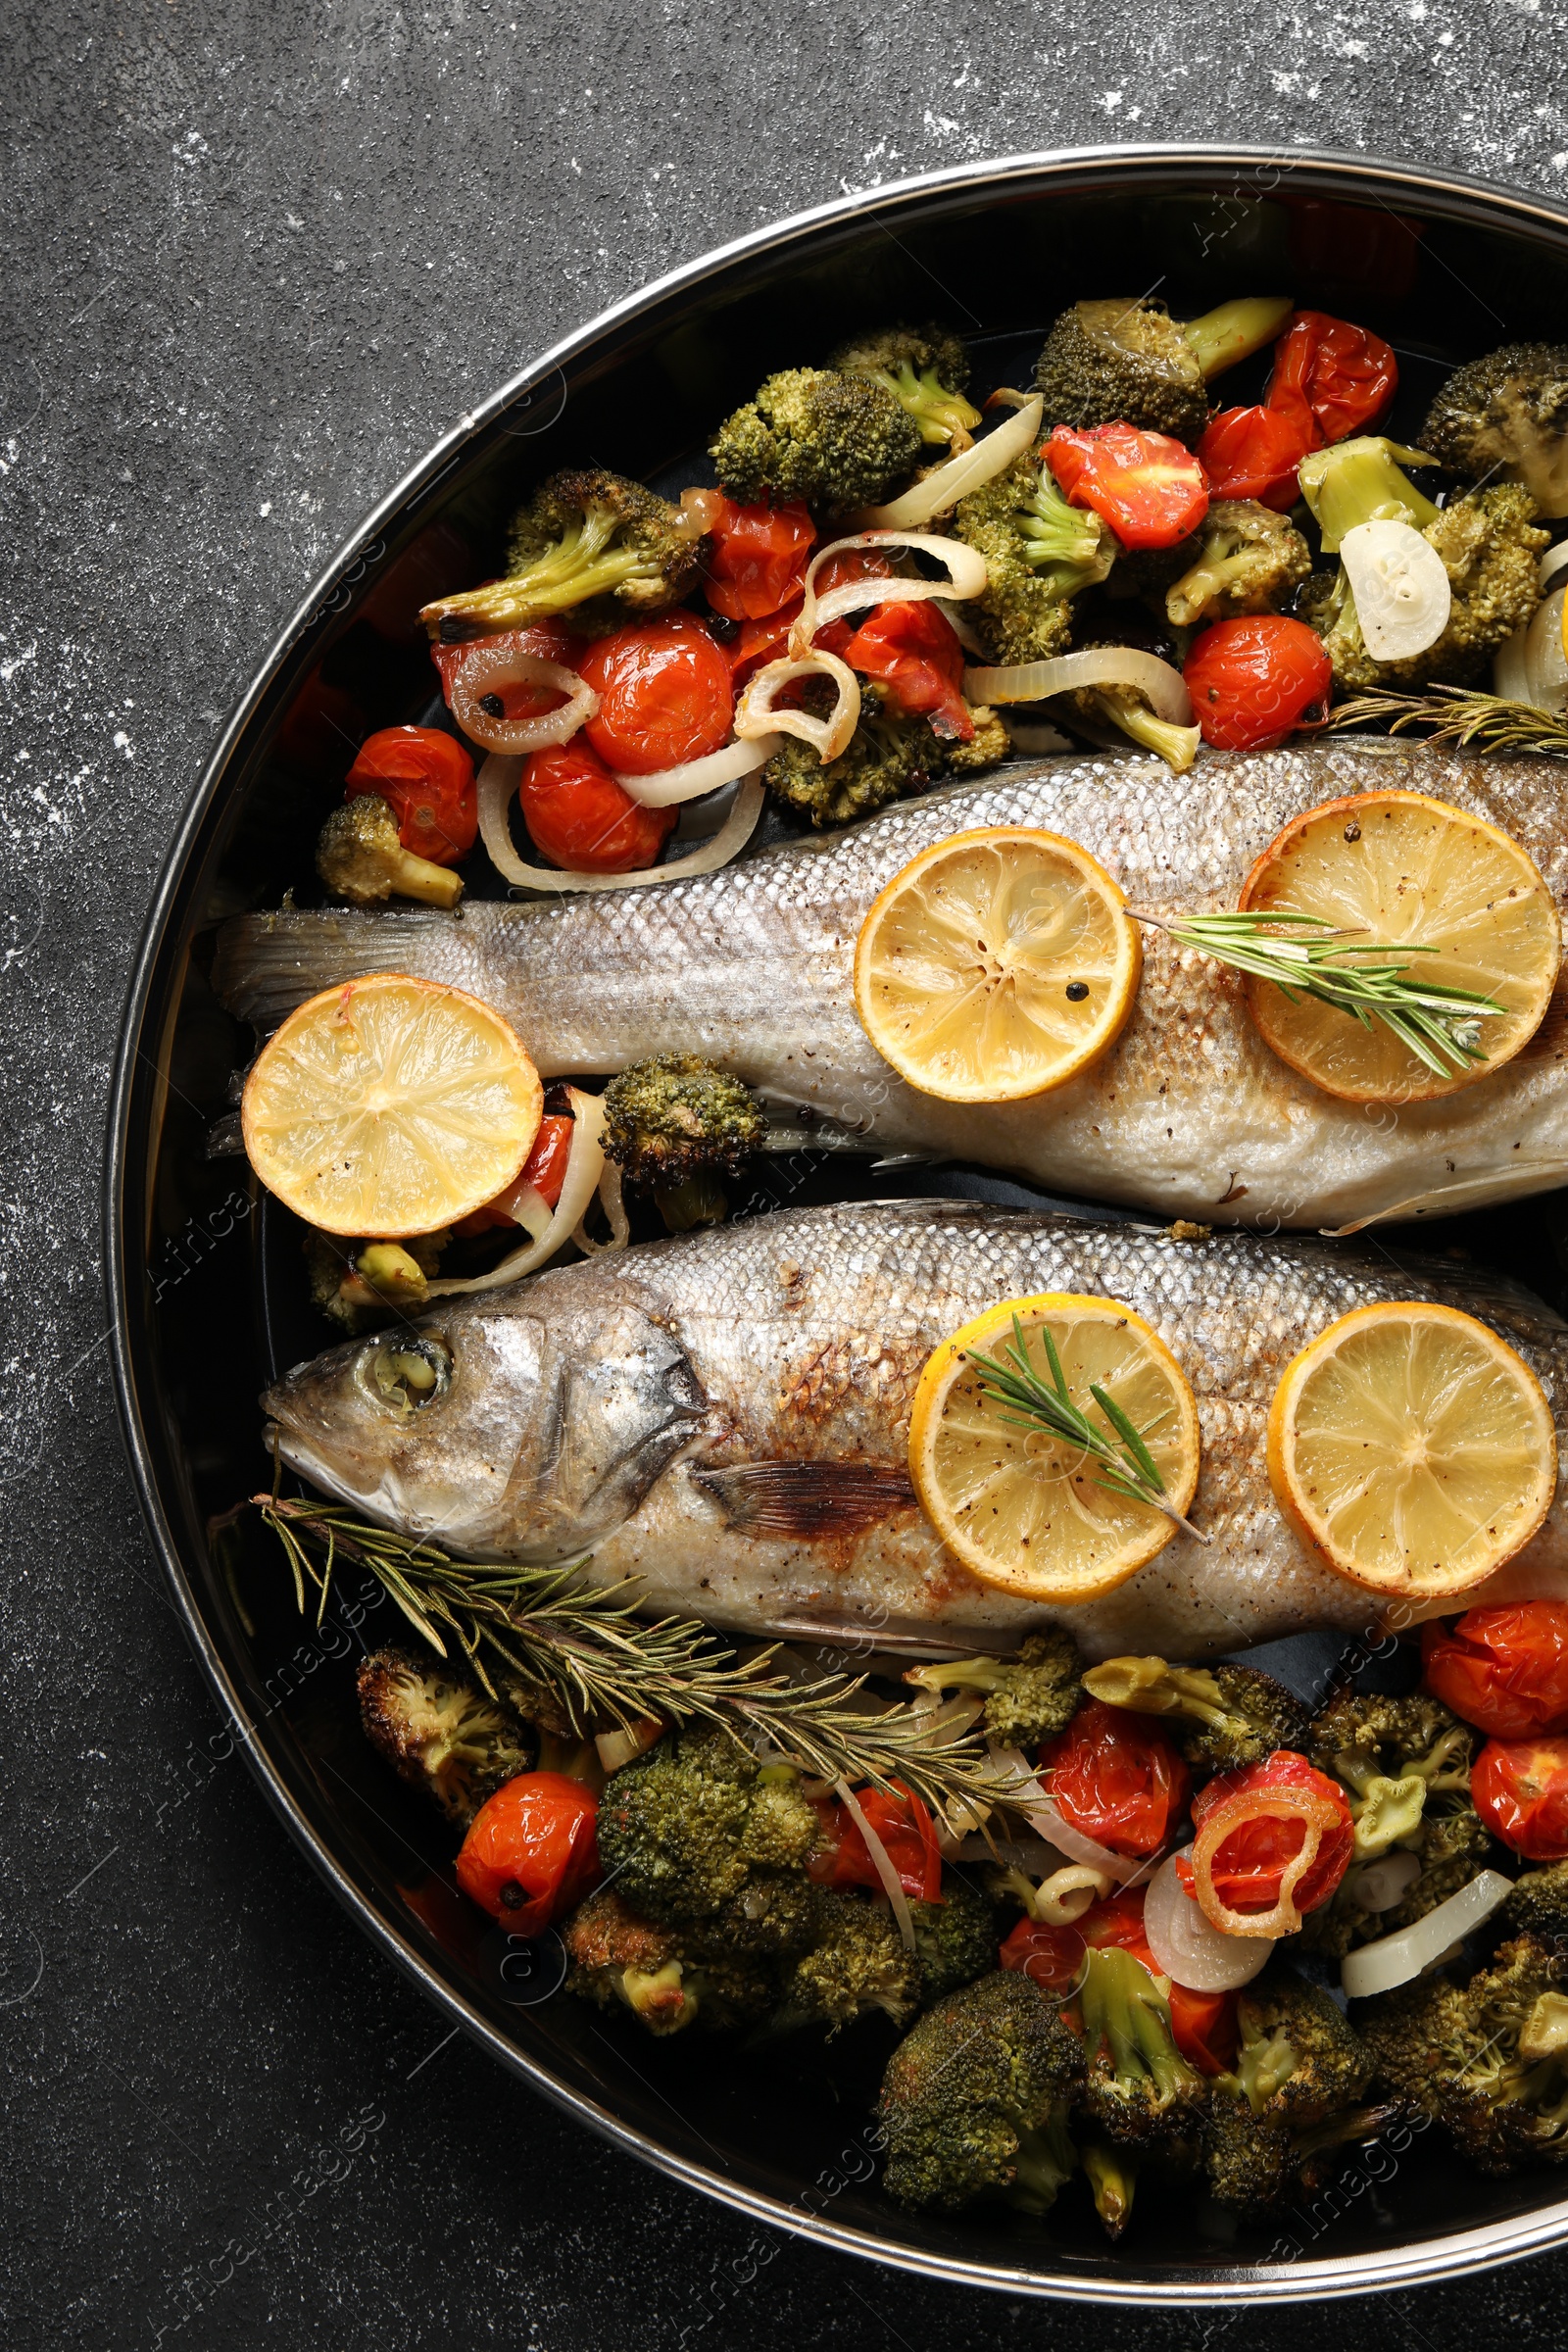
[857,396,1045,529]
[1541,540,1568,592]
[612,733,780,808]
[1341,1870,1513,2001]
[1492,582,1568,711]
[1494,623,1534,703]
[595,1717,662,1773]
[792,532,989,653]
[1029,1865,1113,1925]
[1340,519,1451,661]
[988,1742,1140,1882]
[835,1778,917,1953]
[1190,1788,1345,1939]
[425,1088,608,1295]
[734,651,860,762]
[477,753,765,892]
[963,648,1195,724]
[1145,1849,1273,1991]
[573,1158,630,1255]
[501,1179,555,1244]
[450,646,598,756]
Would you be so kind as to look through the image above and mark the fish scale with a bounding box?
[215,742,1568,1231]
[262,1199,1568,1661]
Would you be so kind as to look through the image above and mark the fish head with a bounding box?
[261,1293,710,1559]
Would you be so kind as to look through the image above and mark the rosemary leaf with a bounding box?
[1324,684,1568,758]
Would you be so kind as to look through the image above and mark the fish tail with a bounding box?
[211,906,466,1028]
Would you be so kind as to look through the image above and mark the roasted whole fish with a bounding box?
[215,743,1568,1233]
[261,1199,1568,1661]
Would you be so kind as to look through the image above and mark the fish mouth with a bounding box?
[262,1417,367,1514]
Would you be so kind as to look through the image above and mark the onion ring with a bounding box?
[476,754,765,892]
[612,733,781,808]
[791,531,989,655]
[733,651,860,762]
[450,646,598,756]
[987,1742,1141,1882]
[856,396,1045,529]
[425,1088,608,1296]
[1144,1849,1273,1990]
[962,647,1195,722]
[1189,1788,1346,1940]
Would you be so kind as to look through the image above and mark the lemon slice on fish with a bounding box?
[853,827,1141,1102]
[1267,1300,1556,1597]
[908,1294,1200,1600]
[242,972,542,1236]
[1239,790,1560,1102]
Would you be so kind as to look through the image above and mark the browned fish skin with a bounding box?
[261,1200,1568,1661]
[214,743,1568,1232]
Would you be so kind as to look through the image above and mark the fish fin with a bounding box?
[693,1460,917,1539]
[211,906,462,1028]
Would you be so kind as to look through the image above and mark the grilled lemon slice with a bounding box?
[853,826,1140,1102]
[1267,1299,1557,1596]
[1238,789,1559,1102]
[242,972,542,1236]
[908,1293,1200,1600]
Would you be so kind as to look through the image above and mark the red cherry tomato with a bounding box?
[455,1772,601,1934]
[1474,1736,1568,1859]
[518,742,675,873]
[576,612,734,777]
[1179,1752,1353,1920]
[1045,422,1210,550]
[456,1112,576,1236]
[1197,405,1318,512]
[807,1782,942,1902]
[1422,1605,1568,1739]
[809,549,899,657]
[1038,1699,1191,1859]
[719,594,805,688]
[999,1915,1087,1993]
[344,727,477,865]
[1267,311,1398,446]
[432,620,587,724]
[1183,615,1333,752]
[1079,1892,1239,2074]
[838,600,973,739]
[704,498,816,622]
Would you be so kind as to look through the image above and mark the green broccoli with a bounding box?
[768,1890,921,2036]
[1500,1861,1568,1949]
[1054,640,1203,774]
[952,454,1115,664]
[904,1629,1084,1748]
[710,368,922,512]
[563,1886,779,2036]
[356,1648,534,1829]
[593,1728,823,1957]
[316,796,465,910]
[908,1872,1001,2004]
[1075,1944,1206,2152]
[828,323,981,450]
[1032,295,1292,443]
[1080,2133,1140,2239]
[1304,1804,1492,1962]
[1203,1962,1374,2214]
[1296,438,1547,691]
[761,684,955,827]
[942,705,1011,772]
[878,1970,1084,2213]
[1358,1935,1568,2175]
[1422,343,1568,517]
[1164,500,1313,629]
[1308,1690,1474,1853]
[1080,1656,1306,1771]
[600,1053,766,1233]
[420,467,705,638]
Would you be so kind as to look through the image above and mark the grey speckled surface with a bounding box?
[8,3,1568,2346]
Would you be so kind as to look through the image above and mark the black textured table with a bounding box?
[9,5,1568,2345]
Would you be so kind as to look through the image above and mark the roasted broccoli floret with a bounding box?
[1297,438,1546,690]
[952,454,1115,664]
[1359,1936,1568,2175]
[564,1887,779,2036]
[420,467,704,638]
[1164,500,1313,628]
[316,796,464,910]
[905,1629,1084,1748]
[1081,1656,1307,1772]
[761,684,954,827]
[594,1728,823,1957]
[879,1970,1085,2213]
[908,1873,1002,2005]
[1080,2133,1141,2239]
[710,368,922,512]
[942,704,1011,772]
[769,1890,921,2036]
[1203,1962,1375,2214]
[1075,1944,1206,2151]
[828,323,981,450]
[1422,343,1568,518]
[600,1053,765,1231]
[1501,1862,1568,1950]
[1300,1690,1485,1957]
[1055,641,1202,774]
[357,1648,534,1829]
[1032,296,1291,444]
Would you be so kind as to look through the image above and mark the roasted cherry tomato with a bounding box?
[999,1916,1087,1993]
[432,619,586,723]
[1197,405,1318,512]
[577,611,735,777]
[1080,1892,1239,2074]
[808,548,898,657]
[1267,310,1398,446]
[838,599,972,739]
[344,726,477,864]
[1183,615,1333,752]
[704,497,816,622]
[1474,1736,1568,1859]
[1179,1751,1353,1920]
[1038,1698,1191,1859]
[715,594,805,688]
[456,1111,576,1236]
[808,1781,943,1902]
[1045,422,1210,550]
[455,1772,601,1934]
[1423,1604,1568,1740]
[518,741,675,873]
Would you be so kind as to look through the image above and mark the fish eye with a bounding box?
[360,1334,451,1417]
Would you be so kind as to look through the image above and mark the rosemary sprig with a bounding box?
[1129,906,1503,1079]
[962,1315,1209,1545]
[253,1494,1009,1818]
[1324,684,1568,759]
